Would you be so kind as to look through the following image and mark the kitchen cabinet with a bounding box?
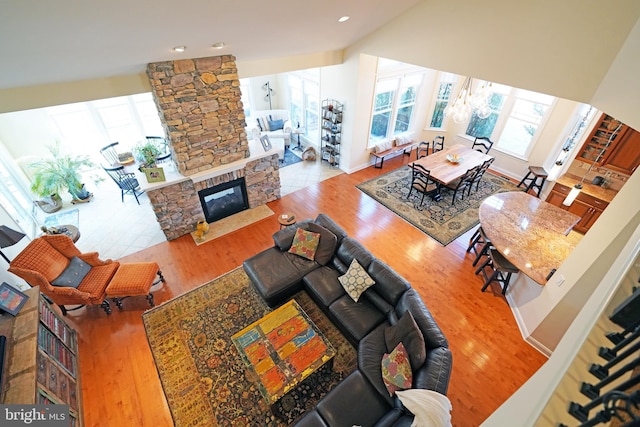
[546,182,609,234]
[577,113,640,175]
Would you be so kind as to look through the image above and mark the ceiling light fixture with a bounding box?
[444,76,493,124]
[338,16,350,23]
[212,42,226,49]
[172,46,186,52]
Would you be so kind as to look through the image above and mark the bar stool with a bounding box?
[475,248,519,295]
[467,226,491,266]
[517,166,548,197]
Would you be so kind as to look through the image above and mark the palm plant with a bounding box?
[29,142,95,201]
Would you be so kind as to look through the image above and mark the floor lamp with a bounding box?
[0,225,26,264]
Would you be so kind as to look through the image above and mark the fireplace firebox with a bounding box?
[198,178,249,223]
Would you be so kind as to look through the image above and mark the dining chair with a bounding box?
[416,141,430,159]
[467,157,495,196]
[432,135,445,153]
[102,165,144,204]
[471,136,494,154]
[407,163,439,207]
[100,142,121,166]
[442,166,478,205]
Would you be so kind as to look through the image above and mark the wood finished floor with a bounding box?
[65,153,548,427]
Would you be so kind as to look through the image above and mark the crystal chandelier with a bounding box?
[444,77,493,123]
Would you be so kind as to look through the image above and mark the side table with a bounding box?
[278,213,296,229]
[292,128,304,151]
[44,224,81,243]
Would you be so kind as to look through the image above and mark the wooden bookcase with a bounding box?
[321,99,342,167]
[1,286,83,426]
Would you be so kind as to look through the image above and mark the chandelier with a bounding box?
[444,77,493,124]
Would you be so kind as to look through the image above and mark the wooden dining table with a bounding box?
[409,143,494,186]
[479,191,583,285]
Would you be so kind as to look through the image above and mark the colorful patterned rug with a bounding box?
[357,167,520,245]
[142,268,356,426]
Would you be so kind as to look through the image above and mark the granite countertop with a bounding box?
[480,191,583,285]
[555,173,618,203]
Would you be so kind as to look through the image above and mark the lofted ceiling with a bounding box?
[0,0,420,90]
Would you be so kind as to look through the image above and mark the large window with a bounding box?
[288,70,320,143]
[369,72,423,144]
[465,83,555,158]
[428,72,456,129]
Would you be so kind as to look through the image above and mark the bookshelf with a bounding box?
[1,287,83,426]
[321,99,342,167]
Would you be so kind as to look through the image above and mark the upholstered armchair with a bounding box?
[9,234,119,315]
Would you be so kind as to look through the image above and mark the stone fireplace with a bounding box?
[143,55,280,240]
[198,177,249,224]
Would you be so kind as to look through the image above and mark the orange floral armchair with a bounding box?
[9,234,120,315]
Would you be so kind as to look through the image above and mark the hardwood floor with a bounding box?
[66,153,547,427]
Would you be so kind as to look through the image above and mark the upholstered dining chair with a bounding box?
[471,136,494,154]
[102,165,144,204]
[432,135,445,153]
[9,234,119,315]
[416,141,430,159]
[442,166,478,205]
[407,163,439,207]
[467,157,495,196]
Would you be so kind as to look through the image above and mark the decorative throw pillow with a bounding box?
[308,222,337,266]
[338,259,375,302]
[381,342,413,396]
[396,389,453,427]
[51,256,91,288]
[375,139,393,153]
[288,228,321,261]
[256,118,263,131]
[268,119,284,131]
[384,311,427,371]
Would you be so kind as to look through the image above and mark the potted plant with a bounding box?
[133,139,162,169]
[28,142,95,208]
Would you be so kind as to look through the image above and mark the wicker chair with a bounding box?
[9,234,119,315]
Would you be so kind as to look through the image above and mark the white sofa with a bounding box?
[248,109,293,146]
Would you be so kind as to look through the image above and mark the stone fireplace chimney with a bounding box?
[147,55,249,175]
[143,55,281,240]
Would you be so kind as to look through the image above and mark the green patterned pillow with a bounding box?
[338,259,375,302]
[381,342,413,396]
[288,228,321,260]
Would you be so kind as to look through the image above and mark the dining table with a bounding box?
[479,191,583,285]
[409,143,494,200]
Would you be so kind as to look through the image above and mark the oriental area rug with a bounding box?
[142,267,356,427]
[357,167,520,245]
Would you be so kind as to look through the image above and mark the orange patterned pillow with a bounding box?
[288,228,321,261]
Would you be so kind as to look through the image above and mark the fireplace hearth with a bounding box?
[199,178,249,223]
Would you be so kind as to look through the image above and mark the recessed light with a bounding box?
[173,46,186,52]
[338,16,350,23]
[212,42,226,49]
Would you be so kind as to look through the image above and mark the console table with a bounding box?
[479,191,582,285]
[0,287,84,426]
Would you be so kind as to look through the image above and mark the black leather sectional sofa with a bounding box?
[242,214,452,427]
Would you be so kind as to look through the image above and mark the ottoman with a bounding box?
[106,262,164,309]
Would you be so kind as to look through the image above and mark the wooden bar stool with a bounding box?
[475,248,519,295]
[517,166,548,197]
[467,226,491,266]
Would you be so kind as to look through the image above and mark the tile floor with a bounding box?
[36,153,343,260]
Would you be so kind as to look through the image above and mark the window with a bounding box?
[465,83,555,158]
[239,79,252,119]
[369,72,423,144]
[288,69,320,142]
[428,73,456,128]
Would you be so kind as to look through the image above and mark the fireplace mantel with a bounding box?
[138,139,278,191]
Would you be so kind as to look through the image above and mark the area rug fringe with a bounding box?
[356,168,520,245]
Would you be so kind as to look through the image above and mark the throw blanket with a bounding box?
[396,389,453,427]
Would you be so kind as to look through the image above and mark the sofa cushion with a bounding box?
[308,222,338,266]
[381,342,412,396]
[395,289,448,350]
[316,370,391,427]
[288,228,321,261]
[333,237,375,275]
[330,295,386,344]
[303,267,344,308]
[358,323,394,406]
[51,256,91,288]
[384,311,426,371]
[367,259,411,306]
[294,410,328,427]
[338,259,375,302]
[413,346,453,395]
[273,220,313,251]
[314,213,348,244]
